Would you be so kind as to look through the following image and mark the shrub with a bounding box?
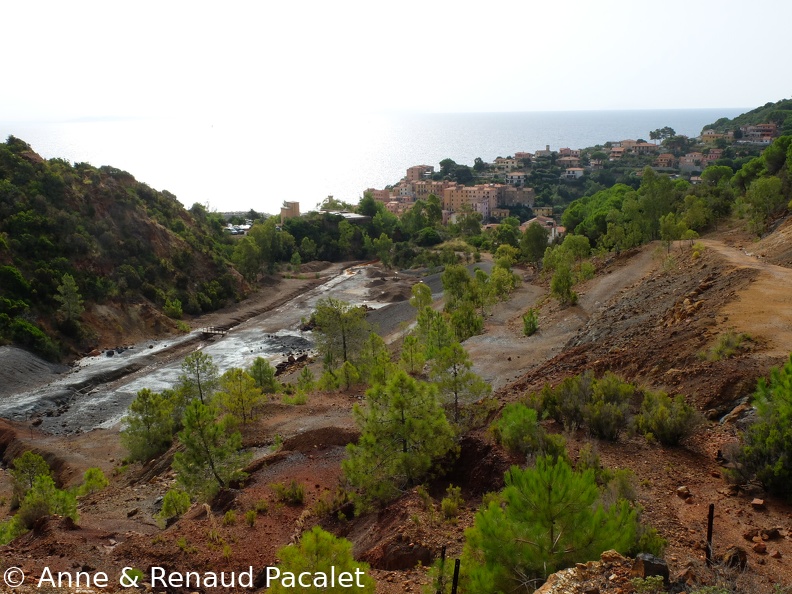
[631,524,667,557]
[76,467,109,497]
[282,391,307,405]
[343,371,456,506]
[583,372,633,441]
[124,569,145,586]
[172,400,250,501]
[0,516,26,545]
[120,388,174,463]
[223,510,236,526]
[601,469,638,506]
[245,509,256,527]
[630,575,665,594]
[550,264,577,305]
[176,536,198,554]
[491,403,551,458]
[17,475,78,529]
[441,485,463,520]
[271,480,305,505]
[268,527,376,594]
[318,370,341,391]
[164,298,183,319]
[159,488,191,521]
[637,391,703,446]
[700,331,751,362]
[248,357,280,394]
[542,371,595,431]
[296,366,315,392]
[522,308,539,336]
[577,261,596,282]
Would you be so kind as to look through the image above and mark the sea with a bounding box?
[1,108,745,215]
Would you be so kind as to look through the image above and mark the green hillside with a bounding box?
[0,136,243,360]
[704,98,792,134]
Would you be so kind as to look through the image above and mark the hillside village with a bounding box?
[355,120,782,236]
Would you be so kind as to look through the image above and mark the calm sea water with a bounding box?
[1,108,744,214]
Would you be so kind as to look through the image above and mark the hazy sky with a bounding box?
[4,0,790,122]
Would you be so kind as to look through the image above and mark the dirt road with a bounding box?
[700,239,792,359]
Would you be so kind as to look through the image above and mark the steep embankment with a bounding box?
[0,136,244,360]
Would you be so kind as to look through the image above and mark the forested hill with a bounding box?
[0,136,243,360]
[704,98,792,135]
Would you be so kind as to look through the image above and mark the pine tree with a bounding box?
[338,360,361,390]
[449,301,483,342]
[343,371,455,504]
[219,368,264,423]
[10,451,52,506]
[172,400,250,501]
[738,354,792,496]
[296,366,315,392]
[313,298,371,370]
[409,281,433,311]
[430,343,490,426]
[248,357,279,393]
[54,273,84,322]
[120,388,175,462]
[357,332,394,386]
[463,457,637,593]
[178,351,219,404]
[415,308,454,360]
[399,334,426,375]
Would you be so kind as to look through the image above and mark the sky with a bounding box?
[1,1,790,214]
[4,0,790,122]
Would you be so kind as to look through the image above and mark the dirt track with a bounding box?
[466,246,658,391]
[700,239,792,359]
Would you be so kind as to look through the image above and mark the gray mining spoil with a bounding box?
[0,263,468,435]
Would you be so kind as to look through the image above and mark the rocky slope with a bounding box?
[1,223,792,592]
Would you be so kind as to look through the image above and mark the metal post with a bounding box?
[436,546,446,594]
[451,559,461,594]
[706,503,715,567]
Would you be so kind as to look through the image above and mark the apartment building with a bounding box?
[406,165,435,182]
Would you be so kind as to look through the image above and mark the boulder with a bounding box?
[600,550,626,564]
[721,546,748,570]
[630,553,670,585]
